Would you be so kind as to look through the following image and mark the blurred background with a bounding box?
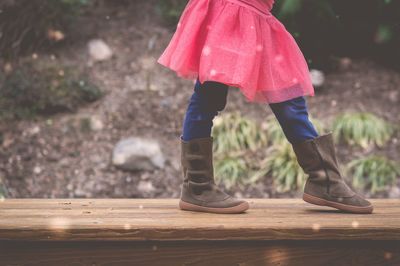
[0,0,399,199]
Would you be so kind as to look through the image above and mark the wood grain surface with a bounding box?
[1,198,399,241]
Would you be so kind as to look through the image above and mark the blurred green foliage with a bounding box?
[155,0,187,26]
[212,112,268,188]
[252,141,307,193]
[212,111,398,195]
[249,115,325,192]
[0,0,92,59]
[214,157,249,190]
[212,112,322,192]
[213,112,268,154]
[0,182,6,199]
[347,156,400,193]
[0,59,102,120]
[332,112,394,149]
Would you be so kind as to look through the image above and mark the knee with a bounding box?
[194,80,229,113]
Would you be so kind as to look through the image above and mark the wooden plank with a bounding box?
[0,240,399,266]
[0,199,399,241]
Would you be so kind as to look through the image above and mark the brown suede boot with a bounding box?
[179,136,249,214]
[292,132,373,214]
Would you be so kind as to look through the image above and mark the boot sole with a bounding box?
[179,200,249,214]
[303,193,373,214]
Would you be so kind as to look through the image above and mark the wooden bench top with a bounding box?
[0,198,399,241]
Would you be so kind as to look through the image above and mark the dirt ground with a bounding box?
[1,1,399,199]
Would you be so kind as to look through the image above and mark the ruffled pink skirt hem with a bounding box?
[157,0,315,103]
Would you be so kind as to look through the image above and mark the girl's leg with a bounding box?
[182,78,229,141]
[269,96,373,214]
[179,78,249,214]
[268,96,319,144]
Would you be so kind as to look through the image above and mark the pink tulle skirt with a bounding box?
[157,0,315,103]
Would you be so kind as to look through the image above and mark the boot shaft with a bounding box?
[179,136,248,209]
[292,133,355,197]
[180,136,214,184]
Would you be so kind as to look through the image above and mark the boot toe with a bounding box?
[340,194,373,208]
[228,198,249,208]
[357,195,373,208]
[341,194,374,214]
[219,198,250,212]
[179,196,249,214]
[207,196,249,209]
[303,192,374,214]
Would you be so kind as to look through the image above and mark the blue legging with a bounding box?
[182,78,319,144]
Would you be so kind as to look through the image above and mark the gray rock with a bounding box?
[90,116,104,131]
[388,90,399,103]
[112,137,165,171]
[137,180,155,193]
[33,166,42,174]
[309,69,325,87]
[88,39,113,62]
[28,126,41,135]
[388,186,400,199]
